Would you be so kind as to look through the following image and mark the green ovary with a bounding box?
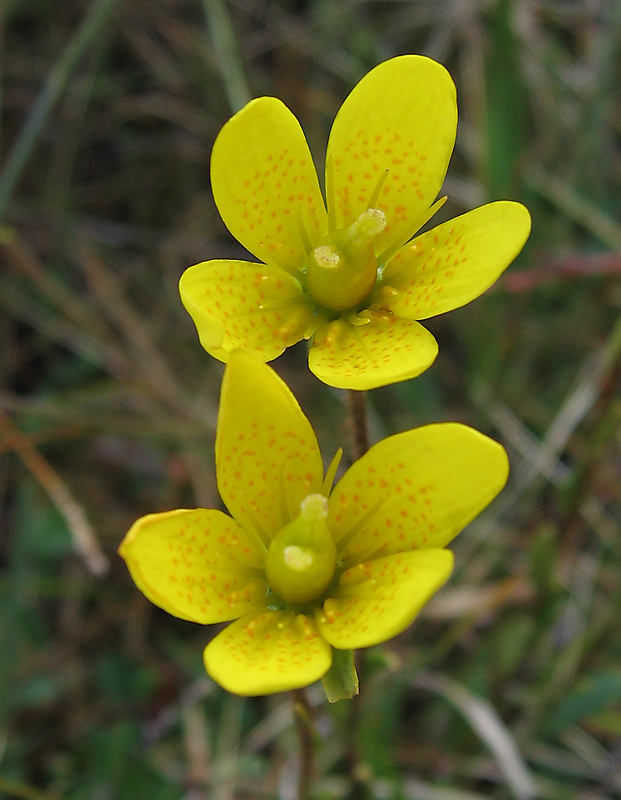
[265,494,337,604]
[306,208,386,312]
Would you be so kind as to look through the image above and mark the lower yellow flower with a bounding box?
[119,351,509,696]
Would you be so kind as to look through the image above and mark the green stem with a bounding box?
[292,688,315,800]
[201,0,251,113]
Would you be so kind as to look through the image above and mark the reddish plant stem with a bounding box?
[345,389,371,797]
[347,390,370,458]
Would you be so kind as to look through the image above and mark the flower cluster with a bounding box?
[120,54,527,697]
[120,352,508,696]
[179,55,530,390]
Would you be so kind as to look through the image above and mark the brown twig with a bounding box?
[0,409,108,577]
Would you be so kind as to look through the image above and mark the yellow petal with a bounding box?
[217,351,324,542]
[119,509,268,624]
[326,55,457,258]
[179,259,315,363]
[308,312,438,390]
[211,97,327,272]
[318,549,453,649]
[204,610,332,695]
[381,202,532,320]
[328,423,509,566]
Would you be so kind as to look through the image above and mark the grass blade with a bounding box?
[0,0,120,222]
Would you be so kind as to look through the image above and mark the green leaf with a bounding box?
[485,0,527,198]
[543,670,621,736]
[321,649,359,702]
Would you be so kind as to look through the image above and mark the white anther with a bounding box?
[300,493,329,520]
[357,208,386,238]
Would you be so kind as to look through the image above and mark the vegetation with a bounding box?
[1,1,621,798]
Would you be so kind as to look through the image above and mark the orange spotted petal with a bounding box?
[119,509,268,624]
[381,201,532,320]
[216,351,324,543]
[326,55,457,258]
[308,312,438,390]
[328,423,509,566]
[204,610,332,695]
[179,259,315,363]
[211,97,328,273]
[318,549,453,649]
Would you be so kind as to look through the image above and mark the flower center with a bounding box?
[264,494,337,604]
[305,208,386,312]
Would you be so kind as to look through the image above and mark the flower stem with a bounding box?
[347,390,369,458]
[344,390,370,797]
[292,688,315,800]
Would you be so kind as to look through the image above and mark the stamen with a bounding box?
[269,261,304,280]
[303,310,327,341]
[368,285,399,311]
[278,466,291,530]
[240,505,271,551]
[367,169,389,209]
[335,496,385,550]
[296,201,312,254]
[211,556,267,580]
[376,195,448,266]
[342,536,388,568]
[353,208,386,240]
[258,296,313,311]
[345,311,372,327]
[300,493,329,520]
[326,155,337,232]
[322,448,343,497]
[276,614,294,630]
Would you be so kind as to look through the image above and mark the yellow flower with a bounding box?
[180,55,531,390]
[119,351,509,696]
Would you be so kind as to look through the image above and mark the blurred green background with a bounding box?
[1,0,621,798]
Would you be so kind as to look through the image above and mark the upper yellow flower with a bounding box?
[119,351,509,696]
[180,55,531,390]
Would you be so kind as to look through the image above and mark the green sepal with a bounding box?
[321,649,359,702]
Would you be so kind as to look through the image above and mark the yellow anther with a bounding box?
[345,310,372,327]
[369,284,399,311]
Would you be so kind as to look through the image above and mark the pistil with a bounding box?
[306,208,386,312]
[265,494,337,604]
